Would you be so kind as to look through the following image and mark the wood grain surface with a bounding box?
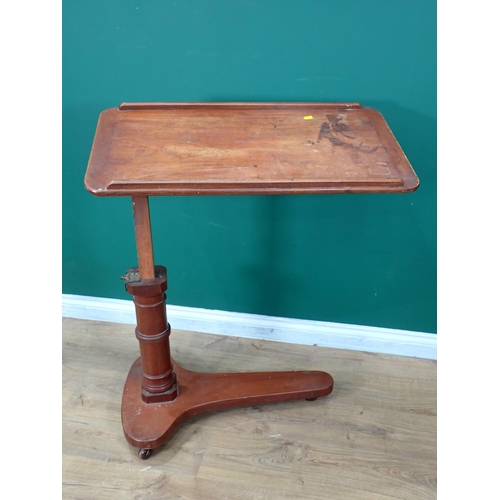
[62,318,436,499]
[84,102,419,196]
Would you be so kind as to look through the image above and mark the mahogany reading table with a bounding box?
[85,102,419,459]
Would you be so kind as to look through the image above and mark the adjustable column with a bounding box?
[127,195,178,403]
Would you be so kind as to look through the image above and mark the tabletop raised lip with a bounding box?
[84,102,419,459]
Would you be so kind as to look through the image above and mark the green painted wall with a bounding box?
[63,0,436,333]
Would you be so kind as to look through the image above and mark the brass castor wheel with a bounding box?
[306,397,317,401]
[139,448,153,460]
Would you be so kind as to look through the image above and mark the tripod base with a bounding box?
[122,357,334,457]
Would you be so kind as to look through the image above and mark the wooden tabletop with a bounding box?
[84,102,419,196]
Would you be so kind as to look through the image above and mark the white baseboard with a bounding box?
[62,294,436,360]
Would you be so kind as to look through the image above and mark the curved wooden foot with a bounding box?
[122,357,334,451]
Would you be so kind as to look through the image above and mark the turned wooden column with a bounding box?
[125,196,178,403]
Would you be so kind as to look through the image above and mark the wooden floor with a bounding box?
[62,318,436,499]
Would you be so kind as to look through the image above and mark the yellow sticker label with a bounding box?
[303,116,314,120]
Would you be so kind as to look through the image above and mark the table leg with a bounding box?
[128,196,177,404]
[123,196,334,459]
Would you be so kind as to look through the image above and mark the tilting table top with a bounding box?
[85,102,419,197]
